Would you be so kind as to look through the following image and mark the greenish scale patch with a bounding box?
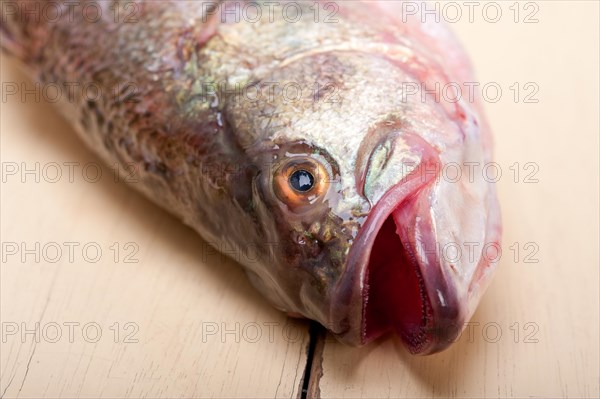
[179,53,213,116]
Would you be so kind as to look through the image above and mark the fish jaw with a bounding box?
[332,134,496,355]
[361,187,465,355]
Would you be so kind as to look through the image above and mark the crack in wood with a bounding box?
[299,321,325,399]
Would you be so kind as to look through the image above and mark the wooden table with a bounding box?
[1,1,598,397]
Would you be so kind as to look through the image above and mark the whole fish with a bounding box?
[1,0,501,354]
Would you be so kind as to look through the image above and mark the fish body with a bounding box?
[1,0,501,354]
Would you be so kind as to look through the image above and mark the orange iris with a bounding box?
[273,158,329,212]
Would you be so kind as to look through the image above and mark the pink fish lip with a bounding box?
[331,143,464,354]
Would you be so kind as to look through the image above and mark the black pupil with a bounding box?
[289,170,314,192]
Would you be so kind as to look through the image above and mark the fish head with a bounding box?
[224,49,500,354]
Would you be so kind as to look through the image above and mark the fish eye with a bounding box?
[273,158,329,212]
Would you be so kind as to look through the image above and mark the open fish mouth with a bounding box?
[334,143,463,355]
[363,212,434,352]
[357,183,463,355]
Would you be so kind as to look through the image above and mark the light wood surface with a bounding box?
[1,1,599,398]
